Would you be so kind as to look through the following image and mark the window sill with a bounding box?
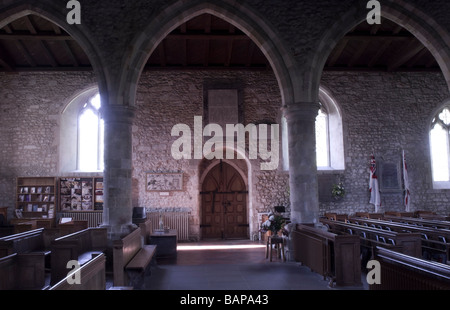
[432,181,450,190]
[317,167,345,174]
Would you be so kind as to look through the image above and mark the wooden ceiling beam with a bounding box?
[39,40,58,67]
[347,40,371,67]
[203,39,210,67]
[168,33,248,40]
[15,40,37,67]
[23,15,58,67]
[387,40,425,71]
[61,41,79,67]
[367,40,392,67]
[3,26,37,67]
[370,24,382,35]
[225,39,233,66]
[204,14,211,33]
[0,45,14,71]
[245,42,256,67]
[181,38,187,66]
[50,23,78,67]
[158,41,166,67]
[425,55,438,68]
[327,37,349,67]
[23,16,37,34]
[406,47,429,68]
[345,34,413,41]
[0,34,74,41]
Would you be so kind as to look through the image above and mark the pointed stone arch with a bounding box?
[311,1,450,97]
[0,2,107,98]
[118,0,297,109]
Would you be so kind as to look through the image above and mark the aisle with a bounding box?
[141,239,367,290]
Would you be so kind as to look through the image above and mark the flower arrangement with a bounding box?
[332,182,345,199]
[261,210,286,235]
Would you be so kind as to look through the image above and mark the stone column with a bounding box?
[283,102,320,225]
[101,104,136,239]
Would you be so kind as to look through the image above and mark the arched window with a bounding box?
[281,86,345,171]
[430,106,450,187]
[317,87,345,170]
[60,87,104,173]
[78,93,104,171]
[315,105,330,167]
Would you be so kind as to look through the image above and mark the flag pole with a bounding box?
[402,149,411,212]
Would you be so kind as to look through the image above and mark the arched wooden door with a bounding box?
[201,161,248,239]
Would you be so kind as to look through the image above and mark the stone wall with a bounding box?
[133,69,287,240]
[0,68,449,238]
[0,71,97,213]
[320,71,450,215]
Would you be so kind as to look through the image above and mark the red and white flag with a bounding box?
[403,150,411,212]
[369,154,381,212]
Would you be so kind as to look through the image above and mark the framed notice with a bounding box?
[146,173,183,191]
[379,161,402,193]
[59,177,103,211]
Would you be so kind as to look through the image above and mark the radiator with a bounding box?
[59,212,103,228]
[148,212,189,241]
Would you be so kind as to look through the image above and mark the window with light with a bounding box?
[430,106,450,187]
[316,106,330,168]
[78,93,104,171]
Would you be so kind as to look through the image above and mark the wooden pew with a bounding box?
[57,220,89,236]
[0,252,47,290]
[11,218,55,234]
[348,216,450,263]
[113,227,157,288]
[0,228,50,258]
[320,218,422,258]
[324,213,348,221]
[50,227,108,285]
[291,224,361,287]
[48,253,106,290]
[384,214,450,230]
[384,211,415,218]
[137,217,152,244]
[371,246,450,290]
[355,212,383,219]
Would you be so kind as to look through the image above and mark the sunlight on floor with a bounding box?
[177,244,266,251]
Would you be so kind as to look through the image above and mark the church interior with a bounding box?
[0,0,450,294]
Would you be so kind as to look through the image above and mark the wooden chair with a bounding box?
[266,236,286,262]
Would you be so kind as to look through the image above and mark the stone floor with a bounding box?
[109,239,369,291]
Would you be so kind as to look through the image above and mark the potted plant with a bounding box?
[260,210,286,236]
[332,182,345,201]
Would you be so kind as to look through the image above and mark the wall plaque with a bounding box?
[146,173,183,191]
[379,161,402,193]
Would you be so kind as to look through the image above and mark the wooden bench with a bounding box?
[57,219,89,236]
[0,252,47,290]
[0,228,50,258]
[348,215,450,264]
[50,227,107,285]
[113,227,157,288]
[292,224,362,287]
[137,216,152,244]
[324,213,349,221]
[48,252,106,290]
[10,218,54,234]
[320,218,423,259]
[371,246,450,290]
[355,212,384,219]
[384,214,450,230]
[384,211,415,218]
